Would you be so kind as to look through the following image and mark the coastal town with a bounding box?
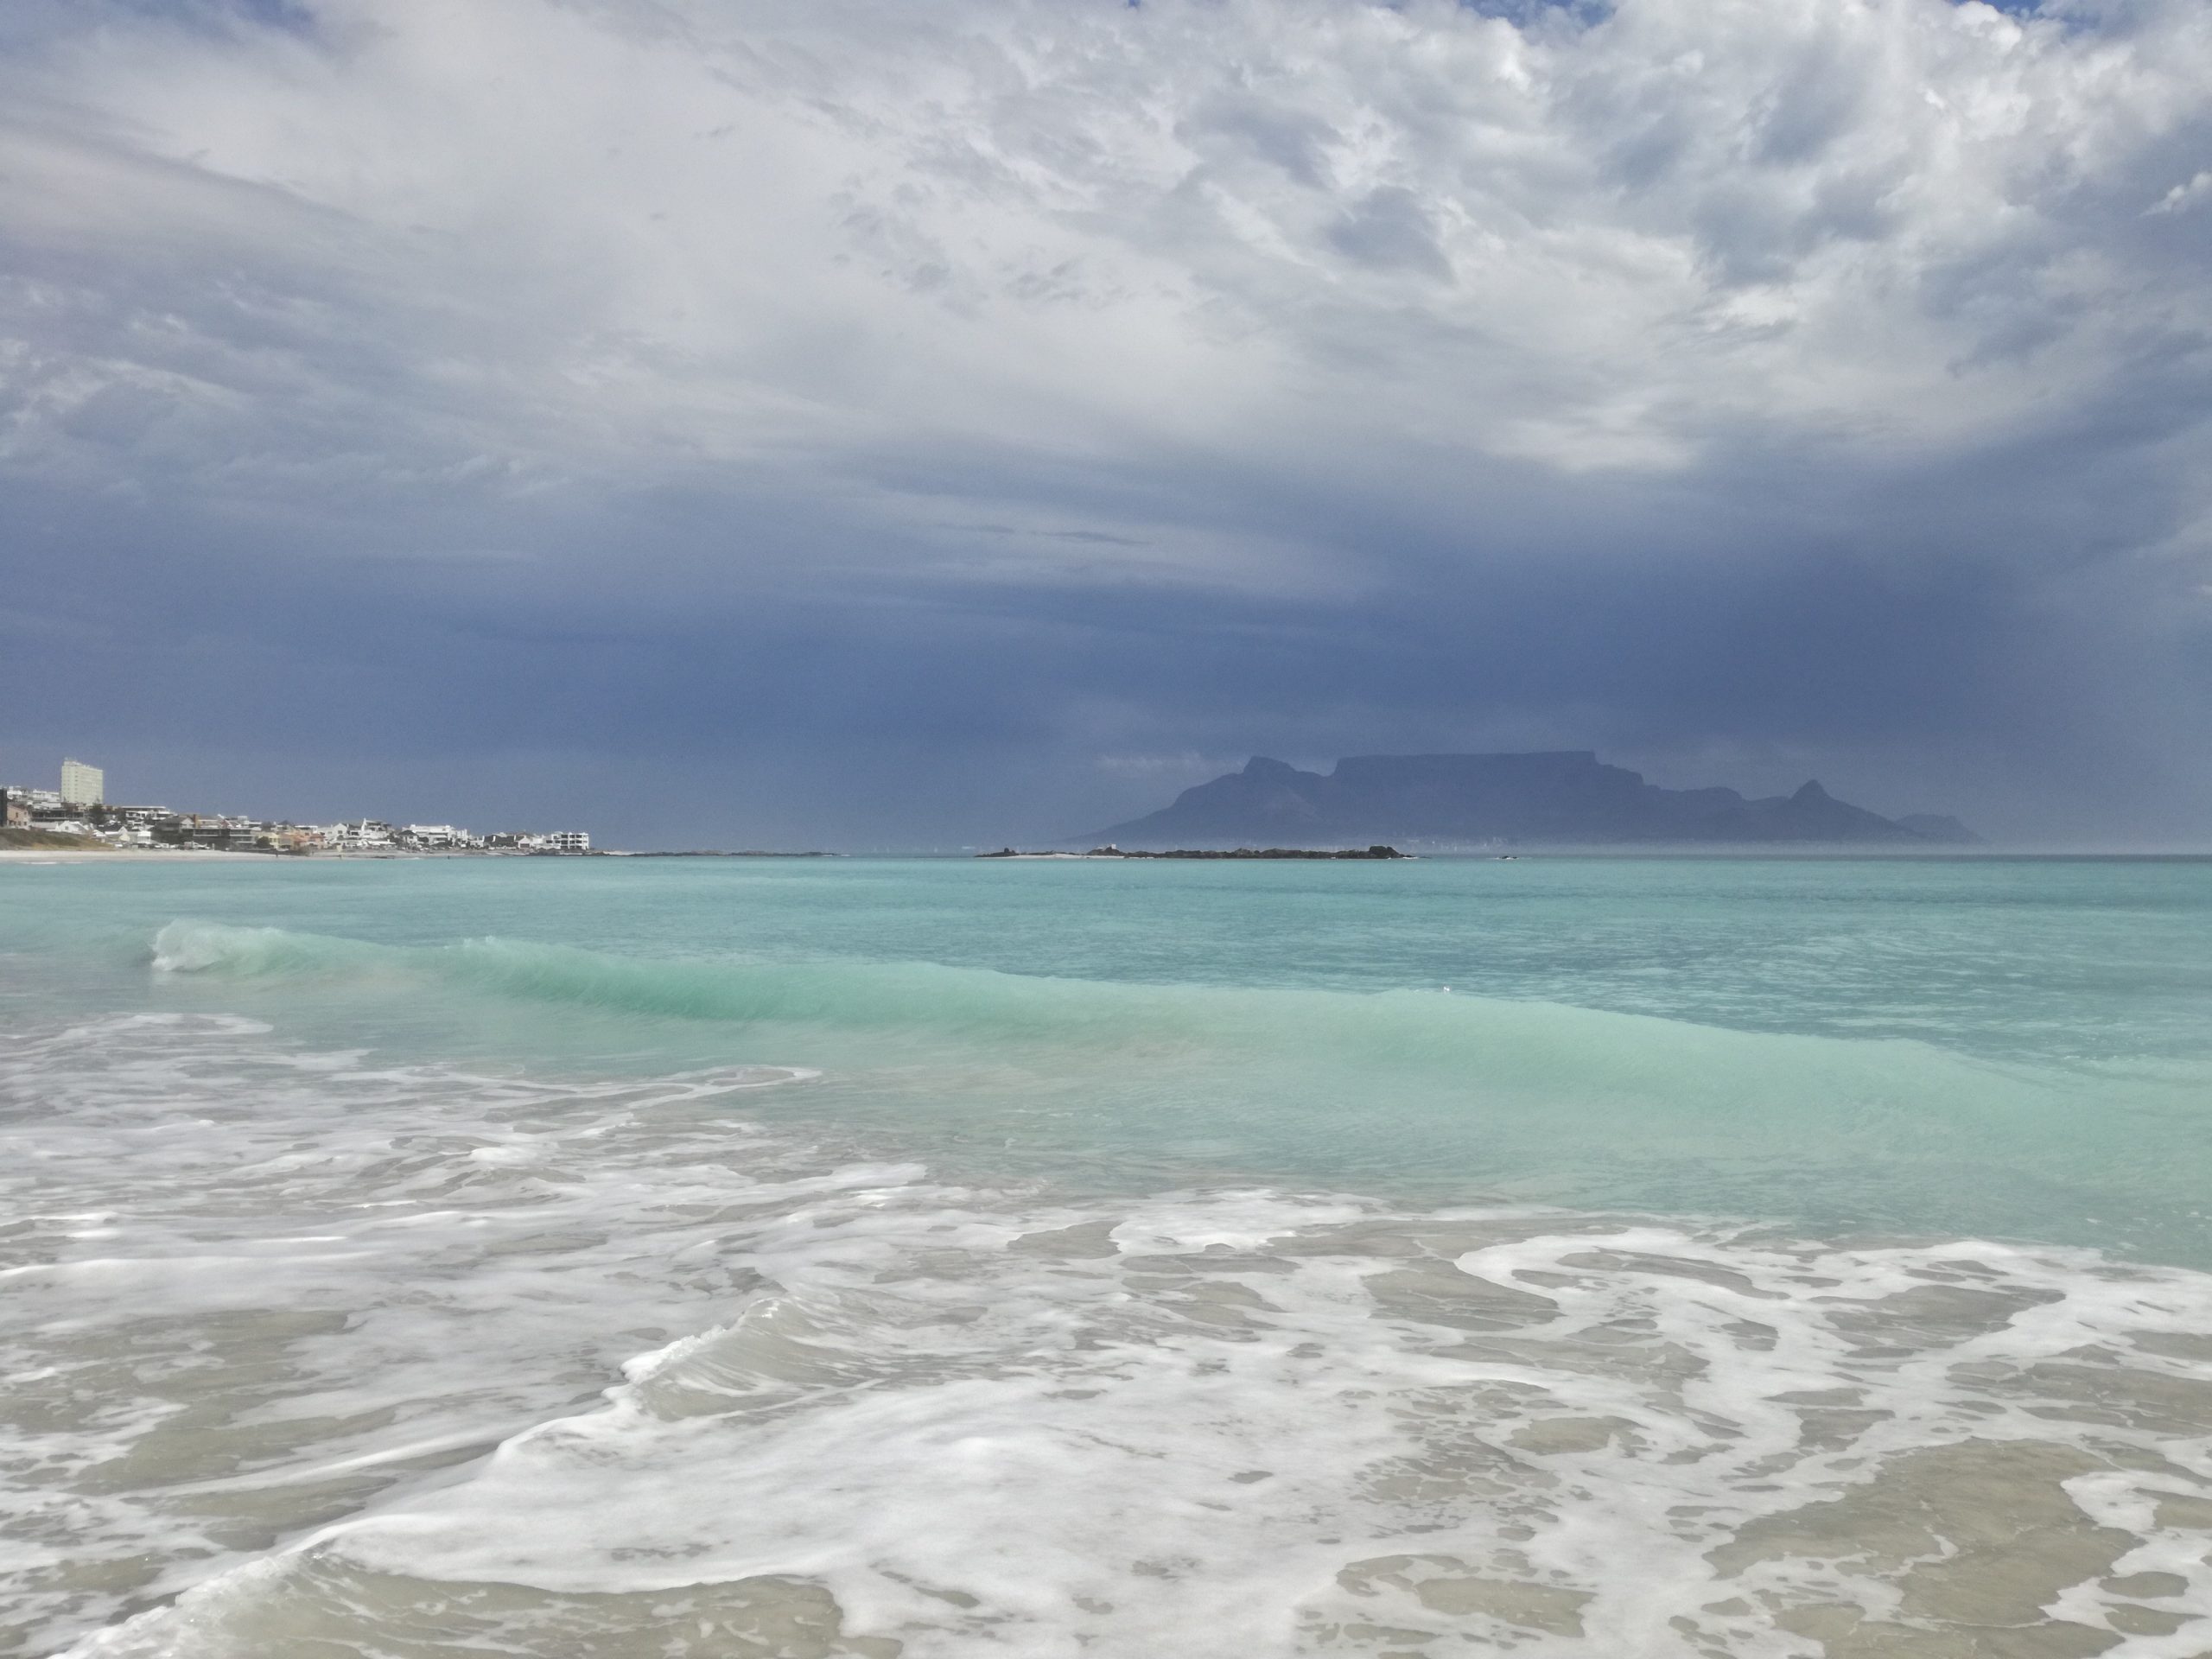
[3,755,593,855]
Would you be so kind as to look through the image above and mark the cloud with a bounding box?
[2149,168,2212,214]
[0,0,2209,840]
[1328,188,1453,279]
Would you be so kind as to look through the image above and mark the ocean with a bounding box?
[3,854,2210,1656]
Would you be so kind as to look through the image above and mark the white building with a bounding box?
[547,830,590,853]
[401,824,467,848]
[60,759,104,808]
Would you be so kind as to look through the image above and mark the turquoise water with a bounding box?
[8,855,2212,1657]
[9,854,2211,1260]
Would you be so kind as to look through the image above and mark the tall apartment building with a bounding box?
[60,758,105,808]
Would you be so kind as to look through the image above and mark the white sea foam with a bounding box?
[4,1014,2210,1657]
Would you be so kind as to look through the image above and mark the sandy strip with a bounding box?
[0,849,276,865]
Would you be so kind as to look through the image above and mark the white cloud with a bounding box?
[1,0,2209,588]
[2149,168,2212,213]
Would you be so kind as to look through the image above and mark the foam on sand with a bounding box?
[7,1013,2209,1657]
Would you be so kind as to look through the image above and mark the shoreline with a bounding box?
[0,848,275,864]
[13,846,2212,868]
[0,848,596,865]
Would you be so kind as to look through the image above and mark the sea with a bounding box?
[3,853,2210,1657]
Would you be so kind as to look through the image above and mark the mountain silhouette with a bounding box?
[1090,753,1979,847]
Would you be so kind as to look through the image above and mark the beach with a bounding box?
[0,849,274,865]
[5,855,2210,1656]
[0,853,412,871]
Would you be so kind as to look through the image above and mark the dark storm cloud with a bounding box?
[2,0,2210,843]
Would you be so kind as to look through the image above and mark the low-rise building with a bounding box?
[157,813,249,849]
[3,780,593,855]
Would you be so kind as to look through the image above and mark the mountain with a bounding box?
[1088,753,1980,848]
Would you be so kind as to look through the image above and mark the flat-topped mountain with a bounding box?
[1090,752,1979,848]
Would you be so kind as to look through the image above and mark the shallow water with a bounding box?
[3,855,2210,1655]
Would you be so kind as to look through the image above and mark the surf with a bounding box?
[15,1012,2212,1659]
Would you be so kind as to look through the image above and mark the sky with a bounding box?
[2,0,2209,848]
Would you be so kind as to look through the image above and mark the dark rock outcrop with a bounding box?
[1089,752,1977,848]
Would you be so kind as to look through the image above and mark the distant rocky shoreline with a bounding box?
[979,845,1409,861]
[608,850,838,858]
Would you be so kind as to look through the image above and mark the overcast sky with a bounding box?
[3,0,2209,846]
